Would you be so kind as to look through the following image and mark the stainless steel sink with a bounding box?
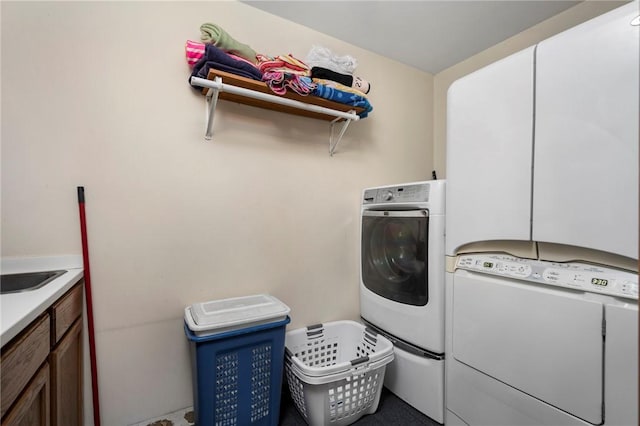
[0,270,67,294]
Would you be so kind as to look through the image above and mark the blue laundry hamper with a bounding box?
[184,294,291,426]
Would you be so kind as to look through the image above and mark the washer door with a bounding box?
[361,210,429,306]
[452,270,604,424]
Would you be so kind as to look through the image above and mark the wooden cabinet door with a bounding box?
[50,319,82,426]
[1,315,50,418]
[1,363,50,426]
[533,2,639,259]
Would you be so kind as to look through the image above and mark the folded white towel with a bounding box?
[305,45,358,75]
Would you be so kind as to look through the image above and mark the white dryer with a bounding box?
[445,253,638,426]
[359,180,445,423]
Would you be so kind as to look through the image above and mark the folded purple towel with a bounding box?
[190,44,263,85]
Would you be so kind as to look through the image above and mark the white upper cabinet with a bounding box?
[446,2,639,259]
[533,1,639,259]
[445,47,535,256]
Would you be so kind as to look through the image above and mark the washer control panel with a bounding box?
[363,183,430,204]
[456,253,638,300]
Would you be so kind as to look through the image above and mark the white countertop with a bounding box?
[1,255,84,348]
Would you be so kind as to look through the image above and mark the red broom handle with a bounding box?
[78,187,101,426]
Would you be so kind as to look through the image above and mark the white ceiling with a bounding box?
[242,0,582,74]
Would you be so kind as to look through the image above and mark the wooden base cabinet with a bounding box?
[1,282,83,426]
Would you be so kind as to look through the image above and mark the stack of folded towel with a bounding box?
[304,45,372,117]
[185,25,372,118]
[188,23,263,85]
[305,45,371,95]
[256,53,315,96]
[189,40,263,82]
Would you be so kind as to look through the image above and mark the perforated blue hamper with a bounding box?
[184,294,291,426]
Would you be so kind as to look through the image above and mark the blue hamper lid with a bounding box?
[184,294,290,337]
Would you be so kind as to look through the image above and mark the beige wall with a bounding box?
[433,0,627,177]
[1,1,433,424]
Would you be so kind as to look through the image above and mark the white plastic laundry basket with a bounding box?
[284,320,394,426]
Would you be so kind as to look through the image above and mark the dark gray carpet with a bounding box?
[279,386,441,426]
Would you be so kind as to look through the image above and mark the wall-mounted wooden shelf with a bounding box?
[190,68,362,155]
[201,69,365,121]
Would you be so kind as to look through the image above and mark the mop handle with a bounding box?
[78,186,101,426]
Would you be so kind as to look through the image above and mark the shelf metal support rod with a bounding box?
[204,76,221,140]
[330,113,355,156]
[191,76,360,121]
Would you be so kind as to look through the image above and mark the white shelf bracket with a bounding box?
[329,113,355,156]
[204,76,222,140]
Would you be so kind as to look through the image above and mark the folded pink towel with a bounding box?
[257,53,309,75]
[185,40,206,67]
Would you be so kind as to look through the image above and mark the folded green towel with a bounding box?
[200,23,257,64]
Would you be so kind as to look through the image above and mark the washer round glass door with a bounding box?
[361,210,429,306]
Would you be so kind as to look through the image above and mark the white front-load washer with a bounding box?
[359,180,446,423]
[445,253,638,426]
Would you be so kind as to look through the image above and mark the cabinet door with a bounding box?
[534,2,639,259]
[446,46,535,255]
[50,320,82,426]
[1,315,50,418]
[1,363,50,426]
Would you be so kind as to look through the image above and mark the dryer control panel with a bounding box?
[363,183,430,204]
[456,253,638,300]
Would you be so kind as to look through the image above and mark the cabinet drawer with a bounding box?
[1,314,50,418]
[51,283,83,344]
